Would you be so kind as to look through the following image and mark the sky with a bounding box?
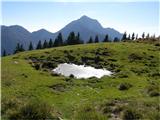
[1,0,159,36]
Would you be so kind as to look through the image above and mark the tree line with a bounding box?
[5,32,106,55]
[121,32,156,41]
[2,31,157,56]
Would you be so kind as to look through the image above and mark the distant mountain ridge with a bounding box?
[1,15,122,54]
[32,29,54,42]
[54,15,122,41]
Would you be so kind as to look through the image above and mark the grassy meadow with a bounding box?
[1,42,160,120]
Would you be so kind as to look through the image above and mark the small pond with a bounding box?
[52,63,112,79]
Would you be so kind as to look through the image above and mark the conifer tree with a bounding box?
[131,33,135,40]
[88,37,93,43]
[146,33,150,39]
[48,39,53,48]
[128,34,131,40]
[77,32,84,44]
[94,35,99,43]
[66,31,76,45]
[54,33,63,46]
[28,41,33,50]
[113,37,119,42]
[14,43,25,53]
[36,40,42,49]
[76,32,84,44]
[57,32,63,46]
[20,44,25,52]
[14,43,20,53]
[103,34,109,42]
[53,38,58,47]
[3,49,6,56]
[121,32,127,41]
[142,32,145,39]
[43,40,48,48]
[76,32,80,44]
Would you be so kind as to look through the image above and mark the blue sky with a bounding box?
[1,1,159,36]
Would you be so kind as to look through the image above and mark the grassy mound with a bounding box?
[2,42,160,119]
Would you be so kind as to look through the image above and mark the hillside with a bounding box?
[2,42,160,120]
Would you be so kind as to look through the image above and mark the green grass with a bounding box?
[2,42,160,120]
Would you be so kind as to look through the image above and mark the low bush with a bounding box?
[116,71,129,78]
[66,54,75,62]
[8,101,59,120]
[51,72,59,76]
[148,111,160,120]
[108,63,120,70]
[64,77,72,82]
[3,79,13,87]
[122,108,141,120]
[34,63,41,70]
[118,83,132,90]
[41,62,57,69]
[1,97,20,115]
[149,90,159,97]
[130,67,149,75]
[69,74,75,78]
[100,99,126,119]
[148,71,160,78]
[49,83,67,92]
[73,104,106,120]
[128,53,142,62]
[155,43,160,46]
[145,85,159,97]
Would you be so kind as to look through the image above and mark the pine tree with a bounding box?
[48,39,53,48]
[36,40,42,49]
[28,41,33,50]
[128,34,131,40]
[103,34,109,42]
[53,38,58,47]
[76,32,80,44]
[77,32,84,44]
[113,37,119,42]
[14,43,25,54]
[88,37,93,43]
[54,33,63,46]
[3,49,6,56]
[66,32,76,45]
[76,32,84,44]
[131,33,135,40]
[20,44,25,52]
[121,32,127,41]
[57,32,63,46]
[94,35,99,43]
[142,32,145,39]
[146,33,150,39]
[43,40,48,48]
[14,43,20,53]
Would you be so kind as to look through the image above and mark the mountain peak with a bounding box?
[32,28,52,34]
[38,29,48,32]
[80,15,90,19]
[79,15,93,21]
